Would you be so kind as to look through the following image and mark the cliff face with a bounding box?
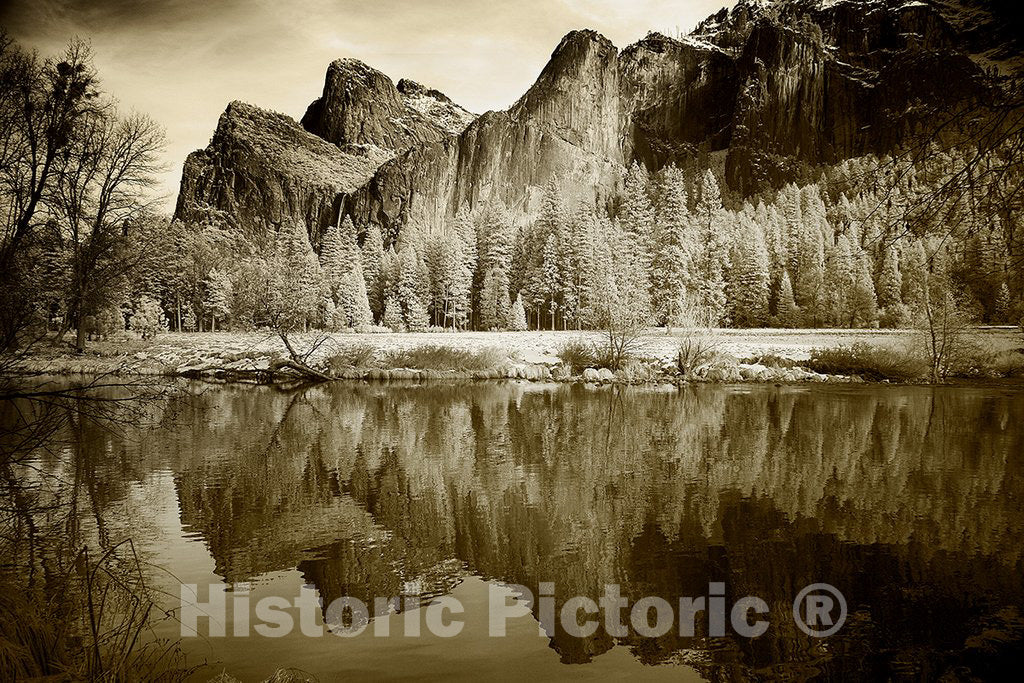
[173,101,389,242]
[618,33,739,169]
[711,0,1000,191]
[345,30,627,239]
[174,0,1017,238]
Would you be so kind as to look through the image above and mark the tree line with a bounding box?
[155,148,1022,337]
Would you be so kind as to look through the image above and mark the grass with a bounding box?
[557,339,599,372]
[325,342,378,372]
[381,345,506,371]
[0,545,191,681]
[806,342,929,382]
[987,350,1024,378]
[807,339,1024,383]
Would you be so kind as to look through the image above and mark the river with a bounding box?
[3,380,1023,680]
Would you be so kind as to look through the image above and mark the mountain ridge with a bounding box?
[174,0,1019,244]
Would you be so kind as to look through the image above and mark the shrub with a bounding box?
[557,339,598,372]
[946,342,1024,379]
[676,334,719,376]
[806,343,929,382]
[617,359,660,383]
[382,345,505,371]
[326,342,378,372]
[354,324,392,334]
[988,350,1024,378]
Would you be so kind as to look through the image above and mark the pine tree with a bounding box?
[131,295,167,339]
[480,268,510,330]
[761,202,787,290]
[876,247,903,310]
[792,184,827,324]
[620,161,655,291]
[560,206,600,329]
[776,270,801,327]
[182,306,197,332]
[691,169,730,323]
[336,269,373,328]
[397,241,429,331]
[822,234,854,327]
[901,239,928,320]
[521,180,566,328]
[382,293,405,332]
[651,165,691,330]
[426,232,472,329]
[583,215,650,364]
[452,207,477,325]
[849,251,878,327]
[361,222,385,321]
[204,267,233,331]
[382,246,401,307]
[780,183,803,278]
[319,219,371,329]
[727,212,770,327]
[509,292,528,331]
[994,281,1011,323]
[477,203,514,329]
[541,233,561,330]
[876,246,907,327]
[266,219,322,332]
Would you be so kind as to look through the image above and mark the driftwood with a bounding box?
[184,332,335,385]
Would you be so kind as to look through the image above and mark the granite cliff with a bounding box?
[174,0,1020,242]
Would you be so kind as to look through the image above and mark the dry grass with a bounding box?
[807,343,930,382]
[741,352,802,369]
[325,342,378,372]
[382,345,506,371]
[557,339,599,372]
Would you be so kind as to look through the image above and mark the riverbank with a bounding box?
[8,327,1022,386]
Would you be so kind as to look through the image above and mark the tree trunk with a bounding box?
[75,324,87,354]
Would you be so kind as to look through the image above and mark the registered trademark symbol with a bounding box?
[792,583,847,637]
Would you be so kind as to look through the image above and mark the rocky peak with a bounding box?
[175,98,387,239]
[396,78,450,103]
[300,58,474,153]
[396,78,476,135]
[511,29,622,160]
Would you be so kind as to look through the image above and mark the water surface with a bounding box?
[7,381,1024,680]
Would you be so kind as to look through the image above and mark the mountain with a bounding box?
[174,0,1020,244]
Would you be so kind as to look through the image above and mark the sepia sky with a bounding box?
[1,0,735,212]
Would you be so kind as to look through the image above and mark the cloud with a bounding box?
[2,0,733,212]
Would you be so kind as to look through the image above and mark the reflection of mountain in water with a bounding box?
[166,382,1024,677]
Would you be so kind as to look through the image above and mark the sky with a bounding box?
[1,0,735,212]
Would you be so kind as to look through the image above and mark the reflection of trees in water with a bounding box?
[15,381,1024,677]
[0,384,189,679]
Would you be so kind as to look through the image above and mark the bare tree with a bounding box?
[49,108,166,351]
[1,35,102,350]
